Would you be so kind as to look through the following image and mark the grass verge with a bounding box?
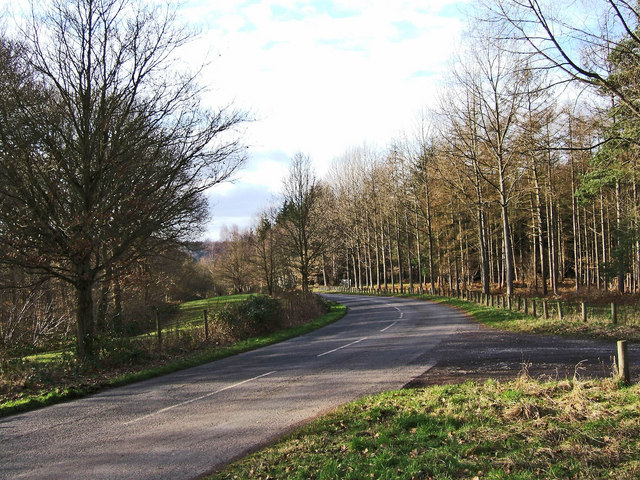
[0,303,346,418]
[209,376,640,480]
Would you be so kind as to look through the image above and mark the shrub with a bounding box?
[214,295,283,339]
[278,292,328,327]
[96,336,149,368]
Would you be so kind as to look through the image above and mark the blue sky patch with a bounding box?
[438,2,466,18]
[391,20,421,42]
[312,0,361,19]
[409,69,437,79]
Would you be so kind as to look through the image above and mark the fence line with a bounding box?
[330,285,638,326]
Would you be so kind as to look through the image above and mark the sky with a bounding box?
[177,0,470,240]
[2,0,470,241]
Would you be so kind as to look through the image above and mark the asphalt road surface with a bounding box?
[1,294,470,480]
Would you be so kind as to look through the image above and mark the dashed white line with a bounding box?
[380,321,398,332]
[317,337,367,357]
[380,306,404,331]
[123,371,277,426]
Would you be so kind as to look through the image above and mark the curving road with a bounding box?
[2,294,634,479]
[1,294,470,480]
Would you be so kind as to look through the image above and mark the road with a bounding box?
[1,294,470,480]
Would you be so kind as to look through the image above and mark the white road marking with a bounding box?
[381,306,404,331]
[123,371,277,426]
[317,337,367,357]
[380,321,397,332]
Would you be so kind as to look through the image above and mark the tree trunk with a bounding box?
[499,191,515,296]
[415,209,423,293]
[593,205,601,289]
[75,274,95,360]
[616,179,624,293]
[380,220,387,290]
[394,211,403,293]
[600,190,608,290]
[405,212,414,291]
[476,181,490,294]
[386,220,395,290]
[533,165,548,295]
[426,184,435,293]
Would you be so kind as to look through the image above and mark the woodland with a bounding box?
[216,2,640,301]
[1,0,640,362]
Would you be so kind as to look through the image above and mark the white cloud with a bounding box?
[185,0,468,238]
[238,159,289,192]
[1,0,468,239]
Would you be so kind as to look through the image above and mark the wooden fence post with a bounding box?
[524,297,528,315]
[204,309,209,341]
[155,308,162,349]
[611,303,618,325]
[557,301,563,321]
[581,302,587,322]
[532,299,537,317]
[543,300,548,319]
[617,340,630,384]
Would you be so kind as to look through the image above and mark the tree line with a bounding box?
[215,1,640,299]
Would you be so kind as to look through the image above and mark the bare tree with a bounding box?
[278,153,327,293]
[211,227,255,294]
[0,0,247,359]
[485,0,640,120]
[252,207,286,295]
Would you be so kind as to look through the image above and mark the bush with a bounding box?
[96,336,149,368]
[214,295,283,339]
[278,292,328,327]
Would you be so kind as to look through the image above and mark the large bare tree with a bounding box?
[0,0,247,359]
[278,153,328,293]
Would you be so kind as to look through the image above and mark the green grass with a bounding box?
[208,377,640,480]
[0,302,346,418]
[421,295,640,342]
[23,350,67,364]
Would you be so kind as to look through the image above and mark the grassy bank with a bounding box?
[209,376,640,479]
[0,301,346,418]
